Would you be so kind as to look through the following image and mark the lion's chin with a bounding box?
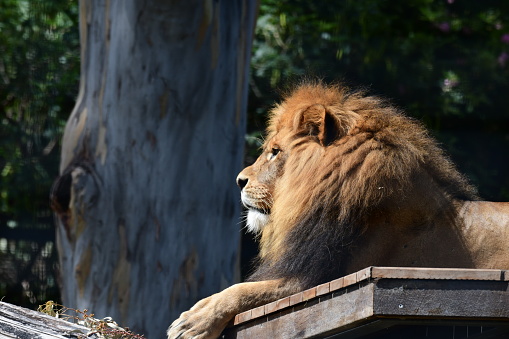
[246,209,269,234]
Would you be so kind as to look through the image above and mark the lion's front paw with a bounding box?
[167,295,231,339]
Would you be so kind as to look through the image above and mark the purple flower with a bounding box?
[498,52,509,67]
[443,78,459,91]
[447,0,454,3]
[437,22,450,33]
[501,34,509,44]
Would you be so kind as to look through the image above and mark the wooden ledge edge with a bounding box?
[233,266,372,325]
[371,267,505,281]
[232,266,507,326]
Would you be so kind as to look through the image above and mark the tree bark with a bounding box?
[51,1,258,337]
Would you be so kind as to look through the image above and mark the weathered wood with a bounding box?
[0,301,100,339]
[371,266,505,281]
[374,279,509,318]
[52,1,258,338]
[226,285,375,339]
[223,267,509,339]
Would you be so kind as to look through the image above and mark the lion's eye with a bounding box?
[267,147,280,161]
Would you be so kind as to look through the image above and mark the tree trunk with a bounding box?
[51,1,258,337]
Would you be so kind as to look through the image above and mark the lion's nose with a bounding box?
[236,174,248,190]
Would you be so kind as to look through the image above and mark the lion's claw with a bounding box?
[167,317,187,339]
[169,319,185,330]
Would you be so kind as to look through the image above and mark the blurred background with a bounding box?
[1,0,509,309]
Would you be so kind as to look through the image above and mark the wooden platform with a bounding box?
[0,301,100,339]
[223,267,509,339]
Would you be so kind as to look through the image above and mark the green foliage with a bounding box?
[249,0,509,201]
[0,0,79,219]
[2,0,509,304]
[0,0,79,307]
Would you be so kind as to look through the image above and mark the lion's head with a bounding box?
[238,82,478,288]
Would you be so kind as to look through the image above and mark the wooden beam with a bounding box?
[370,267,505,281]
[223,267,509,339]
[373,278,509,318]
[0,301,100,339]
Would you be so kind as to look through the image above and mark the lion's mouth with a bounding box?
[240,194,271,215]
[244,203,270,215]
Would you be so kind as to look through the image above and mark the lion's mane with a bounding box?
[248,82,478,289]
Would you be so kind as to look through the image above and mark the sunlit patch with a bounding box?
[246,209,269,234]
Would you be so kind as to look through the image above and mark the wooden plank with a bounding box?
[356,267,371,281]
[251,305,265,318]
[224,284,375,339]
[233,267,509,327]
[264,300,278,314]
[233,268,368,326]
[225,267,509,338]
[330,277,345,292]
[343,272,358,286]
[372,267,504,281]
[373,278,509,318]
[289,293,303,306]
[276,296,291,311]
[0,301,100,339]
[235,310,252,323]
[316,282,330,296]
[302,287,316,301]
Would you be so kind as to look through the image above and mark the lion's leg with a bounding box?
[167,278,300,339]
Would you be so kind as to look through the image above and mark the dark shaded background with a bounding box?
[1,0,508,308]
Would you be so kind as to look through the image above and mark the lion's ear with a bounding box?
[297,104,342,146]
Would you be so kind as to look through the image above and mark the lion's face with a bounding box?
[237,94,352,235]
[236,97,352,235]
[237,133,289,234]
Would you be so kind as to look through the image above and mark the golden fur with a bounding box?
[168,82,509,339]
[262,84,476,255]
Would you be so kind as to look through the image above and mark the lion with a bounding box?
[167,82,509,339]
